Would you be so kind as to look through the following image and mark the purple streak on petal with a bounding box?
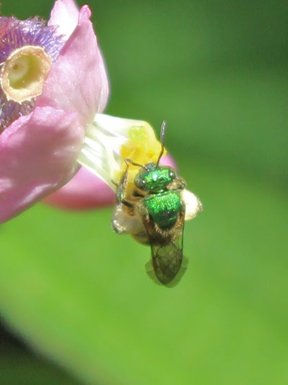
[0,16,64,131]
[0,17,63,63]
[0,97,34,132]
[0,106,84,223]
[44,167,115,210]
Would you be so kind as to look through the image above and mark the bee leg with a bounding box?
[111,204,128,234]
[111,179,118,188]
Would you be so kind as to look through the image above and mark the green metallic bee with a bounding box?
[112,122,201,287]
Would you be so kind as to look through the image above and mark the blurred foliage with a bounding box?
[0,0,288,384]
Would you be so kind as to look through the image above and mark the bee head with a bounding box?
[126,121,181,193]
[134,163,177,193]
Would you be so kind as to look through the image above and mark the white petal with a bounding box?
[77,114,151,189]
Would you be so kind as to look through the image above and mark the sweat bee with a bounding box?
[112,122,202,287]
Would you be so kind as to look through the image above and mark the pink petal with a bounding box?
[160,154,177,169]
[37,4,109,127]
[44,167,115,210]
[49,0,80,39]
[0,107,84,223]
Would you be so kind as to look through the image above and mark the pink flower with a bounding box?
[0,0,201,227]
[0,0,109,223]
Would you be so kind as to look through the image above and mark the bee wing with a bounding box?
[142,209,188,287]
[145,255,188,288]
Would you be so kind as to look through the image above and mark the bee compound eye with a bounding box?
[136,178,146,188]
[169,170,176,179]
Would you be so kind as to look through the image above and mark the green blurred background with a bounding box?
[1,0,288,384]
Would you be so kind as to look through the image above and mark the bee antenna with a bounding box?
[156,120,166,165]
[125,158,149,171]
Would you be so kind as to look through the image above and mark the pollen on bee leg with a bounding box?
[181,189,203,221]
[1,45,52,103]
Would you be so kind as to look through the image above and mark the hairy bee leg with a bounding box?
[111,204,128,234]
[111,179,119,188]
[111,177,134,208]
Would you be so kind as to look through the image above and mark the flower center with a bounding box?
[1,45,51,103]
